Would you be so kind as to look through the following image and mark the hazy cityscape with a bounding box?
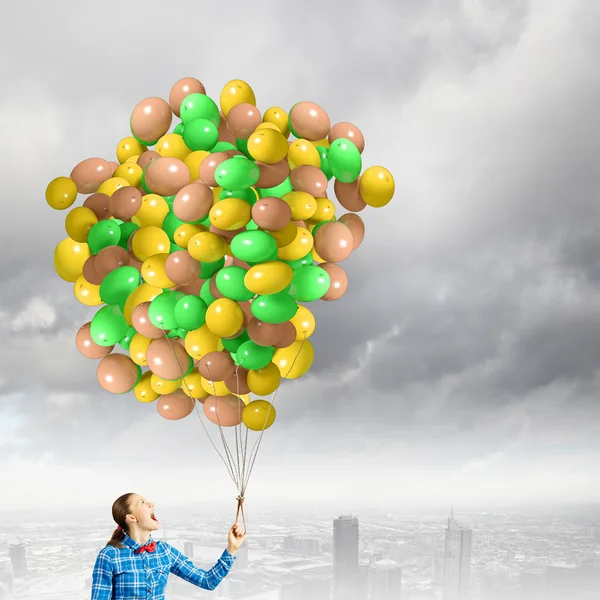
[0,504,599,600]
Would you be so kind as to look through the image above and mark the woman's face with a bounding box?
[127,494,160,531]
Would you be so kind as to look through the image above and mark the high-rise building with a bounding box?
[333,514,360,600]
[8,540,27,578]
[370,558,402,600]
[442,509,472,600]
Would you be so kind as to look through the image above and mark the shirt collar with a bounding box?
[122,532,153,552]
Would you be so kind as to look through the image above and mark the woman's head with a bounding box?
[106,492,161,547]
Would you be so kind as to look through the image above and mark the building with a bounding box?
[281,576,330,600]
[442,509,472,600]
[370,558,402,600]
[8,539,28,578]
[333,514,360,600]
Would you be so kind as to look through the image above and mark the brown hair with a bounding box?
[106,492,135,548]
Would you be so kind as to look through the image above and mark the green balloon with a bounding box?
[281,253,314,270]
[100,266,140,305]
[235,137,251,158]
[287,105,300,138]
[173,123,185,135]
[162,212,184,242]
[215,266,253,301]
[214,157,260,190]
[246,246,278,267]
[257,177,293,198]
[328,138,362,183]
[289,265,331,302]
[148,291,185,330]
[211,141,237,153]
[90,305,130,346]
[170,242,185,254]
[230,230,277,263]
[118,222,139,250]
[132,132,158,146]
[251,291,298,324]
[174,295,207,330]
[220,188,257,205]
[200,214,211,228]
[176,327,188,338]
[199,257,225,279]
[315,146,333,180]
[119,326,137,351]
[141,170,151,194]
[246,219,259,230]
[166,328,180,339]
[88,220,122,254]
[200,279,216,306]
[236,340,275,370]
[183,118,219,151]
[222,330,250,353]
[180,93,220,127]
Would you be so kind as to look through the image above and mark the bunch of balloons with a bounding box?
[47,77,395,434]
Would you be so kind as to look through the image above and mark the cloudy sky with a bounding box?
[1,0,600,516]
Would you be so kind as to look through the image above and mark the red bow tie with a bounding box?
[135,541,157,554]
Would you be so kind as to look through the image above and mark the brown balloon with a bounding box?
[109,186,143,220]
[334,178,366,212]
[169,77,206,117]
[157,390,195,420]
[252,197,292,231]
[256,158,290,189]
[199,152,230,187]
[130,97,172,144]
[247,318,284,347]
[82,256,104,285]
[165,250,201,285]
[238,300,254,321]
[173,183,213,222]
[328,121,365,154]
[209,274,225,299]
[70,158,113,194]
[224,255,251,270]
[198,351,236,381]
[217,112,236,144]
[290,165,328,198]
[76,322,114,359]
[224,366,251,395]
[144,157,190,196]
[320,262,349,301]
[108,161,119,174]
[210,224,245,243]
[83,192,111,220]
[146,338,190,381]
[227,103,262,140]
[132,302,166,339]
[203,395,244,426]
[137,151,161,170]
[174,277,204,295]
[97,354,139,394]
[314,221,354,262]
[273,321,297,348]
[289,101,331,141]
[338,213,365,250]
[95,245,130,278]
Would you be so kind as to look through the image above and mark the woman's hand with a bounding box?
[226,522,245,555]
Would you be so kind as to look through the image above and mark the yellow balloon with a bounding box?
[263,106,290,138]
[290,305,316,340]
[181,369,209,400]
[200,377,231,396]
[212,186,223,204]
[130,333,152,366]
[134,371,160,403]
[132,225,170,261]
[234,393,251,405]
[185,325,220,360]
[220,79,256,117]
[273,340,314,379]
[359,166,395,208]
[46,176,78,210]
[65,206,98,242]
[133,194,170,228]
[74,274,102,306]
[174,223,206,249]
[246,362,281,396]
[205,298,243,338]
[267,221,297,248]
[156,133,192,160]
[242,400,276,431]
[54,238,91,282]
[209,198,252,231]
[141,253,175,288]
[308,198,336,223]
[288,139,321,169]
[246,129,289,164]
[312,137,330,149]
[255,122,280,132]
[123,284,163,324]
[113,162,143,188]
[125,155,140,163]
[97,176,130,197]
[184,150,211,182]
[245,261,293,295]
[188,231,227,263]
[278,226,314,261]
[117,137,147,164]
[151,374,181,395]
[282,191,317,221]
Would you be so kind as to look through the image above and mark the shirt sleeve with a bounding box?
[91,549,114,600]
[168,546,236,591]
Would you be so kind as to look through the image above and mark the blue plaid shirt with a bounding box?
[91,533,235,599]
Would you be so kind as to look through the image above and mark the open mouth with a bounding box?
[151,512,158,522]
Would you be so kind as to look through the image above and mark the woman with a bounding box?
[91,492,245,599]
